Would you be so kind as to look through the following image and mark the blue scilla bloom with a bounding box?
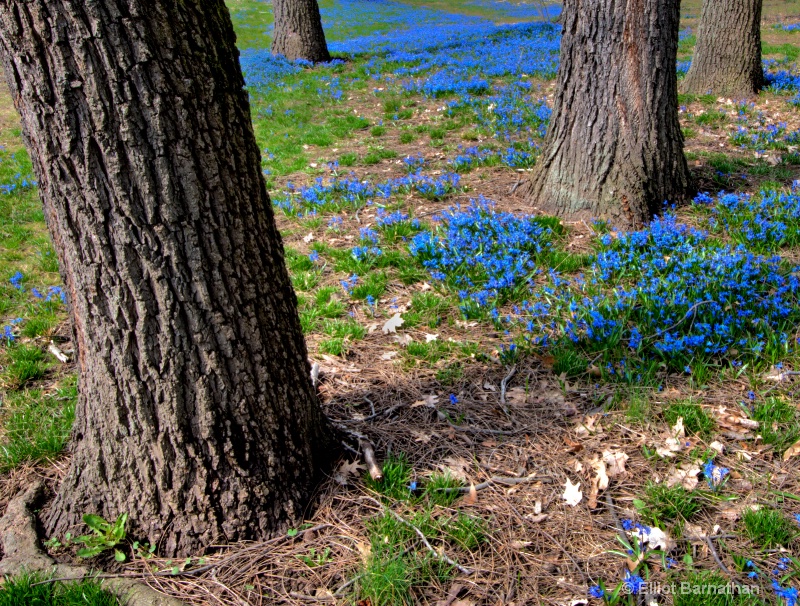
[588,585,605,598]
[449,394,458,405]
[309,251,320,263]
[704,460,729,490]
[9,271,23,290]
[772,580,798,606]
[2,325,14,342]
[623,572,645,595]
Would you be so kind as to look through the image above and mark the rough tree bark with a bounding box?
[520,0,690,229]
[272,0,331,63]
[681,0,764,97]
[0,0,338,557]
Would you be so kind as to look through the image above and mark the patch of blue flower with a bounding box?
[409,197,556,316]
[518,211,800,372]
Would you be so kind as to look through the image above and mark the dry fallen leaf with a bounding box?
[302,232,314,243]
[587,456,609,508]
[411,394,440,408]
[393,333,414,346]
[666,465,701,491]
[382,313,404,334]
[656,417,686,458]
[715,406,759,434]
[603,450,629,477]
[562,478,582,507]
[783,438,800,461]
[410,430,433,444]
[380,351,398,361]
[442,456,471,480]
[334,459,366,485]
[425,333,439,342]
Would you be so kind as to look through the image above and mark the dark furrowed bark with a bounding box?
[520,0,690,229]
[0,0,338,557]
[681,0,763,97]
[271,0,330,63]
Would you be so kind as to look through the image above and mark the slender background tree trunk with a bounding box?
[681,0,763,97]
[0,0,337,557]
[520,0,690,229]
[272,0,331,63]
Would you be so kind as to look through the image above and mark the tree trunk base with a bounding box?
[521,0,690,229]
[0,481,185,606]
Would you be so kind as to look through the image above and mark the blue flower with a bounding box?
[703,460,729,490]
[309,251,320,263]
[9,271,23,290]
[623,571,645,595]
[449,394,458,405]
[772,580,798,606]
[588,585,605,598]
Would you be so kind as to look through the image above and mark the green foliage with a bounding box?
[752,396,800,456]
[424,472,464,507]
[367,455,413,502]
[297,547,332,568]
[663,400,714,437]
[444,513,486,550]
[0,572,117,606]
[0,382,76,471]
[74,513,129,561]
[641,482,702,525]
[742,507,797,548]
[3,343,48,388]
[358,553,415,606]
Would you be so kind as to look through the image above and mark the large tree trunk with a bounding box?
[271,0,330,63]
[0,0,338,557]
[681,0,763,97]
[520,0,690,229]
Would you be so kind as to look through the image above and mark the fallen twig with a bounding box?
[704,536,730,575]
[439,474,550,493]
[362,442,383,481]
[499,365,517,415]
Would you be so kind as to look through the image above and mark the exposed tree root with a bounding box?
[0,481,185,606]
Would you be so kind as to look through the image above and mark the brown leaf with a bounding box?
[783,438,800,461]
[603,450,629,477]
[412,394,439,408]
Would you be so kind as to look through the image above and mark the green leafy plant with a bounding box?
[75,513,129,561]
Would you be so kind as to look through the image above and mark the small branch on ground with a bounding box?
[439,474,551,493]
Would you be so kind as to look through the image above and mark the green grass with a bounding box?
[0,572,117,605]
[663,400,715,437]
[3,343,49,388]
[741,507,797,548]
[693,109,728,126]
[424,472,464,507]
[751,396,800,456]
[0,379,76,471]
[641,482,702,526]
[763,41,800,62]
[367,455,413,502]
